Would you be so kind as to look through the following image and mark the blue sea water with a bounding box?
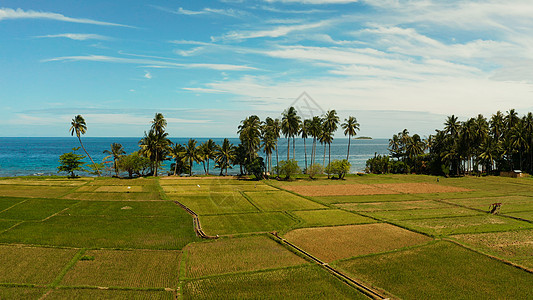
[0,137,389,177]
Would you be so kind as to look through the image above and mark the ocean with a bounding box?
[0,137,389,177]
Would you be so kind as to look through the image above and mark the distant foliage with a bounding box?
[245,157,266,180]
[306,164,324,179]
[325,159,351,179]
[118,151,151,178]
[57,148,85,178]
[275,159,301,180]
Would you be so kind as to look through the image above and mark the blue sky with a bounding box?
[2,0,533,138]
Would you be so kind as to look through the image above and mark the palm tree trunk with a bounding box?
[174,159,178,176]
[78,136,101,176]
[328,143,331,179]
[189,158,193,176]
[275,143,279,176]
[154,151,159,177]
[114,158,119,177]
[347,134,351,160]
[287,137,290,160]
[292,137,295,160]
[303,137,307,171]
[323,143,326,166]
[207,158,210,175]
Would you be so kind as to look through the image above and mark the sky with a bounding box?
[2,0,533,138]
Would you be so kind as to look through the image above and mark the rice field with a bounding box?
[183,235,307,278]
[284,223,432,262]
[61,249,181,288]
[335,241,533,299]
[0,175,531,299]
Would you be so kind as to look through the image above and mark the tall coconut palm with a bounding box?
[341,116,360,160]
[103,143,125,177]
[273,118,281,173]
[200,139,217,175]
[215,138,236,176]
[169,143,186,176]
[139,129,172,177]
[323,110,340,175]
[151,112,167,135]
[238,115,262,162]
[261,118,277,174]
[300,119,311,170]
[183,139,201,176]
[281,107,301,160]
[309,116,323,165]
[70,115,100,176]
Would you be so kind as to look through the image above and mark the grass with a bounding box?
[452,229,533,262]
[200,212,297,235]
[167,192,259,215]
[284,223,432,262]
[0,185,74,198]
[0,219,20,231]
[394,214,533,236]
[335,241,533,299]
[46,289,174,299]
[245,191,326,211]
[504,210,533,221]
[0,199,78,220]
[0,215,198,250]
[0,177,91,186]
[314,193,425,204]
[182,265,368,300]
[183,235,307,278]
[0,287,47,299]
[291,209,377,227]
[162,183,276,193]
[61,250,180,288]
[0,245,77,284]
[364,206,483,221]
[59,201,185,217]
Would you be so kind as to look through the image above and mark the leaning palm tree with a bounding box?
[103,143,125,177]
[341,116,360,160]
[281,107,301,160]
[70,115,100,176]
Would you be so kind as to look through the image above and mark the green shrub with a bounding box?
[306,164,324,179]
[57,148,86,178]
[325,159,351,179]
[274,160,301,180]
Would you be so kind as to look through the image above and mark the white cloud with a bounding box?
[43,55,257,71]
[35,33,110,40]
[182,87,228,93]
[0,7,132,27]
[151,5,247,18]
[144,71,152,79]
[214,20,330,41]
[264,0,359,3]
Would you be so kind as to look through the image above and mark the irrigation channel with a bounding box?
[173,201,389,299]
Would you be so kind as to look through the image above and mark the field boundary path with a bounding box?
[173,201,218,239]
[269,232,390,300]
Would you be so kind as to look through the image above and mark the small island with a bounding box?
[355,136,372,140]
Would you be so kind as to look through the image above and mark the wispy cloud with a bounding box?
[0,7,132,27]
[35,33,110,41]
[150,5,247,18]
[213,20,331,41]
[144,71,152,79]
[264,0,359,4]
[43,55,257,71]
[182,87,228,93]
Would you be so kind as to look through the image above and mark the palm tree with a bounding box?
[70,115,100,176]
[309,116,323,166]
[183,139,201,176]
[200,139,217,175]
[323,110,340,175]
[300,119,311,170]
[215,138,236,176]
[169,143,186,176]
[281,107,301,160]
[238,115,262,162]
[342,116,360,160]
[103,143,125,177]
[151,112,167,135]
[261,118,277,174]
[273,118,281,173]
[139,129,172,177]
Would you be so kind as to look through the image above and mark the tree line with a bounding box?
[61,108,361,179]
[366,109,533,176]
